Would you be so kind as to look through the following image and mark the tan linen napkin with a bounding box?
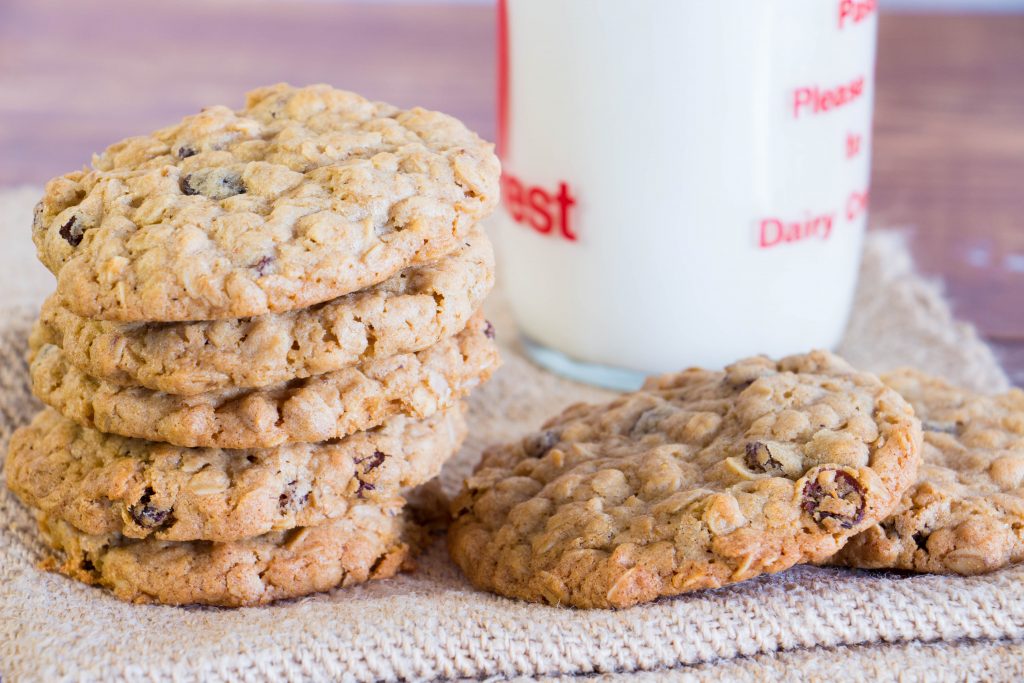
[1,187,1020,682]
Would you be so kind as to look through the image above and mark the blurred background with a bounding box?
[0,0,1022,383]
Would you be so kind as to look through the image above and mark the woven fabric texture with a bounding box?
[0,187,1020,682]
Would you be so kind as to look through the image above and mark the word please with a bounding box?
[501,173,578,241]
[793,76,865,118]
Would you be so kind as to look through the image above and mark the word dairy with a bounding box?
[757,190,869,250]
[759,214,834,249]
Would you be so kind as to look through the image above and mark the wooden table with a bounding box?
[2,1,1022,384]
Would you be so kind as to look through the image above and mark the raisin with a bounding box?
[801,469,865,529]
[128,487,172,529]
[631,406,673,436]
[214,174,245,198]
[744,441,783,474]
[923,420,960,435]
[58,216,84,247]
[179,175,199,196]
[523,430,559,458]
[179,169,246,200]
[253,255,274,275]
[356,479,375,498]
[176,145,198,159]
[279,480,309,513]
[355,450,386,473]
[484,320,496,339]
[32,202,45,232]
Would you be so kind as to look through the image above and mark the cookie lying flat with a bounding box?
[37,502,414,606]
[830,369,1024,575]
[449,351,922,609]
[33,229,495,395]
[32,83,500,322]
[7,404,465,542]
[30,315,498,449]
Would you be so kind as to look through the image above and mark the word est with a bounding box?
[502,173,578,241]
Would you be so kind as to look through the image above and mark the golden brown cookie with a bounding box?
[32,229,494,395]
[830,369,1024,575]
[449,351,922,608]
[37,501,415,606]
[7,405,465,542]
[30,315,498,448]
[32,83,500,322]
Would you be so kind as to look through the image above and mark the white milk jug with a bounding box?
[493,0,879,388]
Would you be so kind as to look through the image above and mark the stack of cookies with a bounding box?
[6,84,501,606]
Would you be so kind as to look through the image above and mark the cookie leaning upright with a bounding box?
[449,351,922,609]
[831,369,1024,575]
[32,83,500,322]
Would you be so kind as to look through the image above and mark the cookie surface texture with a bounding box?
[831,369,1024,575]
[30,315,498,448]
[7,405,466,542]
[36,502,414,606]
[449,351,922,608]
[34,229,495,395]
[32,83,500,322]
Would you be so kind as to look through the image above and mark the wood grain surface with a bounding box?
[1,1,1021,384]
[872,14,1024,385]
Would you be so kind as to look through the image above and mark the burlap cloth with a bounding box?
[1,185,1021,681]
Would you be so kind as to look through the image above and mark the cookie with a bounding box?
[33,229,495,395]
[7,404,465,542]
[830,369,1024,575]
[448,351,922,608]
[30,315,498,448]
[36,501,415,606]
[32,83,500,322]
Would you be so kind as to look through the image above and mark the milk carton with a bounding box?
[493,0,879,388]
